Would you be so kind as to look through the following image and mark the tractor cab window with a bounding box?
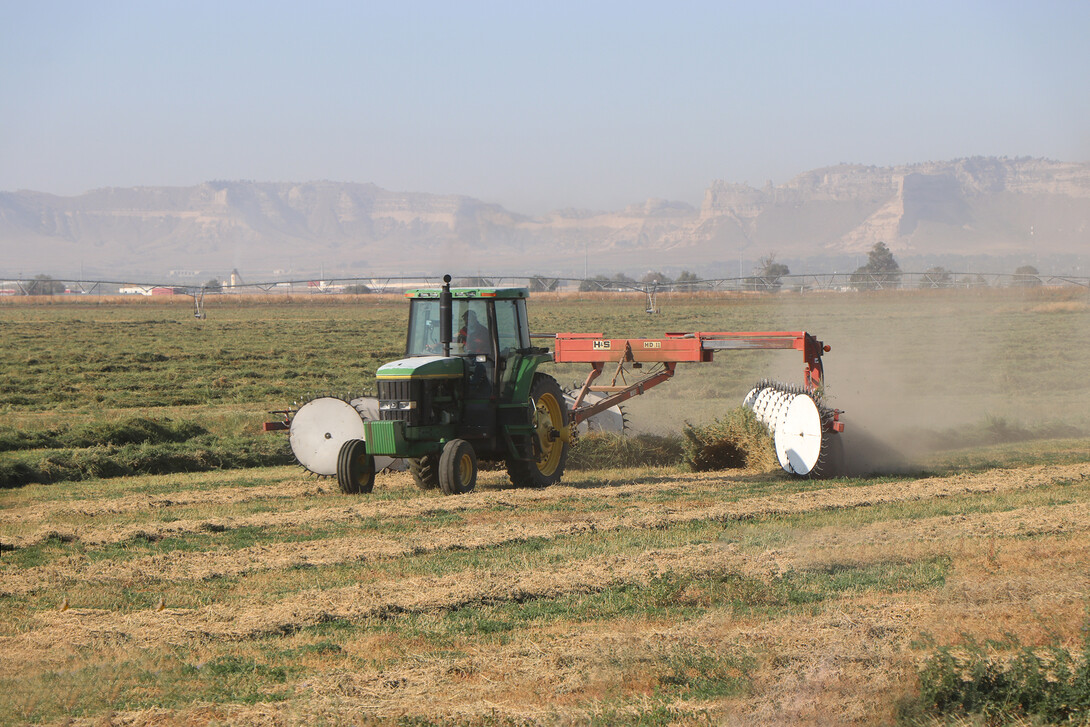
[494,299,528,358]
[406,299,443,356]
[406,297,510,358]
[454,299,491,355]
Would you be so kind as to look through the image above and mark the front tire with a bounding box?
[408,453,440,490]
[337,439,375,494]
[439,439,477,496]
[506,374,569,488]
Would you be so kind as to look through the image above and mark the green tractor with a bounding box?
[282,275,571,495]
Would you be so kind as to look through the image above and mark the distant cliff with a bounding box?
[1,157,1087,277]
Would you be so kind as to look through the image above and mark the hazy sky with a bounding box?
[2,0,1087,213]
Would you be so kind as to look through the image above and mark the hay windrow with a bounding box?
[0,471,325,526]
[4,460,1090,725]
[5,462,1085,552]
[5,465,1087,629]
[3,543,745,653]
[3,464,1088,597]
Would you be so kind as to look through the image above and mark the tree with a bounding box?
[756,253,790,279]
[641,271,671,285]
[1013,265,1041,287]
[26,274,65,296]
[918,267,952,289]
[343,283,372,294]
[675,270,700,292]
[203,278,223,293]
[867,242,900,273]
[750,253,790,291]
[851,242,902,290]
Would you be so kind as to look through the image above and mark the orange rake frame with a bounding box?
[552,331,831,426]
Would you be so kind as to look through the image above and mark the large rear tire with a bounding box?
[439,439,477,496]
[506,374,569,488]
[337,439,375,494]
[408,453,440,490]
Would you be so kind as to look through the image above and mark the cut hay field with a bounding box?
[2,288,1090,725]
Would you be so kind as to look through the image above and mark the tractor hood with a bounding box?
[376,356,465,380]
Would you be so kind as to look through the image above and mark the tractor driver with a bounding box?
[457,309,490,354]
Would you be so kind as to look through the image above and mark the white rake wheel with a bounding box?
[773,394,824,476]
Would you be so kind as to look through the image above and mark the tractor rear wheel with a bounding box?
[337,439,375,494]
[408,453,440,490]
[439,439,477,495]
[507,374,569,488]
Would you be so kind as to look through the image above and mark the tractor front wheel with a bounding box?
[337,439,375,494]
[408,453,441,490]
[439,439,477,496]
[507,374,569,488]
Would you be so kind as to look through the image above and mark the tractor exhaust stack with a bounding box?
[439,274,453,358]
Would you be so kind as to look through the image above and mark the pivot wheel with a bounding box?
[408,453,440,490]
[507,374,569,488]
[439,439,477,496]
[337,439,375,494]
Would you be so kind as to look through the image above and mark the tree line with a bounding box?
[12,248,1049,296]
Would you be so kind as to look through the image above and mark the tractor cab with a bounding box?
[402,283,537,407]
[405,286,530,360]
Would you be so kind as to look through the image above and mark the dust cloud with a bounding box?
[774,289,1090,476]
[576,289,1089,477]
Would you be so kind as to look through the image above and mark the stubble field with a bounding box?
[2,287,1089,725]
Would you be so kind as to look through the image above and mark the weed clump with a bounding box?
[901,634,1090,724]
[681,407,778,472]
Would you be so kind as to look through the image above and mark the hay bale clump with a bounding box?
[567,432,683,470]
[682,407,778,472]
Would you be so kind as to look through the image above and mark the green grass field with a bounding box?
[1,288,1089,725]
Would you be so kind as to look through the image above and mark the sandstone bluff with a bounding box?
[1,157,1086,277]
